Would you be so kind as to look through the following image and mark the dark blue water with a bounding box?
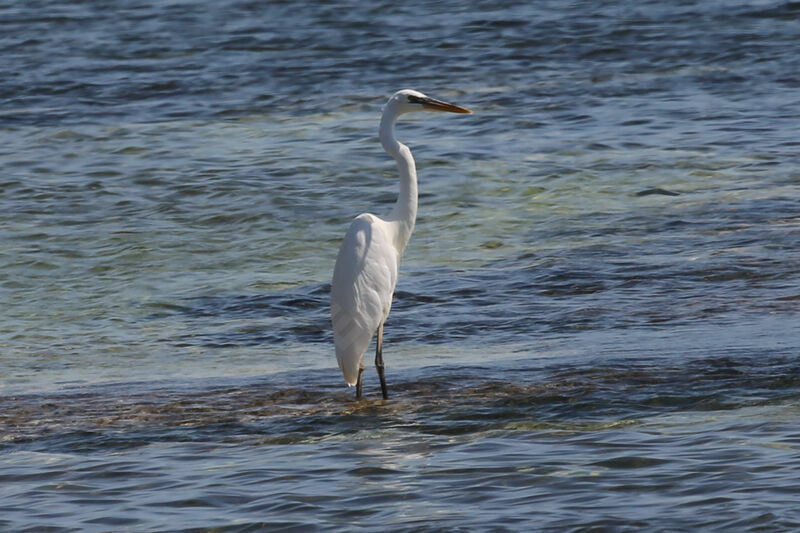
[2,0,800,531]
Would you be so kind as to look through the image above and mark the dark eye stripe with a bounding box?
[407,94,426,104]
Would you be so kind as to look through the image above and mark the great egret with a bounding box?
[330,89,472,399]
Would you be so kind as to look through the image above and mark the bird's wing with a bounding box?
[331,214,398,385]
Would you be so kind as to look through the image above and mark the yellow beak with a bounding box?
[410,94,472,114]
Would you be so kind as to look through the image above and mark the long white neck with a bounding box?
[379,108,418,254]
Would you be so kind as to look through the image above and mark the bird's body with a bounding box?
[331,213,400,385]
[330,89,471,399]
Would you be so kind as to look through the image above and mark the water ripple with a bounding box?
[3,0,800,530]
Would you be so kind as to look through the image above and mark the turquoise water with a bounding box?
[2,0,799,530]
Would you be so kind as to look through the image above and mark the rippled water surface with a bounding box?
[2,0,800,530]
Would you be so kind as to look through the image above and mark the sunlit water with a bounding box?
[2,0,799,530]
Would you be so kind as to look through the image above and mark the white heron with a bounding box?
[330,89,472,399]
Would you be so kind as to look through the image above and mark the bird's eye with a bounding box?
[407,95,424,104]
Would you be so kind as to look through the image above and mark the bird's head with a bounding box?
[386,89,472,115]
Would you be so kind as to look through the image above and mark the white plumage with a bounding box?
[330,89,472,399]
[331,214,398,385]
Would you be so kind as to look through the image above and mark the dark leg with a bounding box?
[375,323,388,399]
[355,367,364,399]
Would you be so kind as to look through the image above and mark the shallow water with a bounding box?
[2,0,800,530]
